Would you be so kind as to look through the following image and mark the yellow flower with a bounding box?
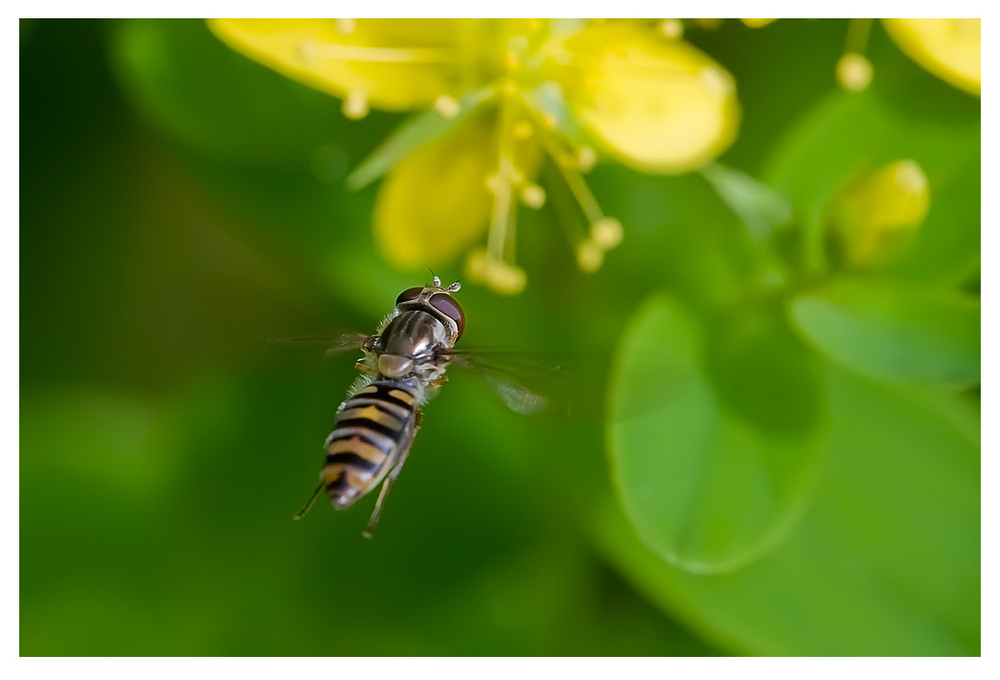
[882,19,980,96]
[209,19,741,293]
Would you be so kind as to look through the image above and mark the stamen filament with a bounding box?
[485,91,525,265]
[556,159,605,225]
[486,164,515,262]
[844,18,874,55]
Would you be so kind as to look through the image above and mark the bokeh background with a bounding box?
[21,19,980,656]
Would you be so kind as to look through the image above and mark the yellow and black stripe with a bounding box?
[321,380,419,509]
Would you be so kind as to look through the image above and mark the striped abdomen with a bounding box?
[322,380,420,509]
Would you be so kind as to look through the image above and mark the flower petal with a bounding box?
[562,22,740,173]
[882,19,980,96]
[373,120,494,269]
[207,19,464,112]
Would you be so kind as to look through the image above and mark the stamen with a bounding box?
[555,157,605,226]
[591,218,623,249]
[342,90,370,119]
[660,19,684,39]
[838,19,875,92]
[521,184,546,209]
[465,250,527,294]
[434,95,461,119]
[484,157,518,262]
[540,132,623,269]
[844,18,874,54]
[837,54,874,92]
[474,92,533,294]
[576,240,604,272]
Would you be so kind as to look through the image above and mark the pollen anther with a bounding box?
[591,218,624,249]
[576,241,604,272]
[434,95,461,119]
[522,185,546,209]
[343,90,370,119]
[837,53,874,92]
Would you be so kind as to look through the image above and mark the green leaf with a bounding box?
[345,88,495,191]
[596,365,980,655]
[607,295,825,574]
[789,279,980,387]
[700,162,792,242]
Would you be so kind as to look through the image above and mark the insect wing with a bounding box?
[323,332,373,357]
[482,373,548,414]
[444,349,559,415]
[267,332,371,356]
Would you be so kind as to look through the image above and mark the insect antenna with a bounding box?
[425,265,442,288]
[293,481,325,520]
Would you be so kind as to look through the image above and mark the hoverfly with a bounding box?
[293,276,547,538]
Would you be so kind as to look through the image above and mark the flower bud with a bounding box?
[833,159,930,268]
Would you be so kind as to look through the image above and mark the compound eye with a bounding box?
[395,287,424,306]
[429,293,465,339]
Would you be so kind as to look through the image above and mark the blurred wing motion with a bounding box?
[444,348,564,415]
[269,336,562,415]
[266,332,371,356]
[482,373,548,414]
[323,332,372,356]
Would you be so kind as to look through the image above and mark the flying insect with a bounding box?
[293,277,546,537]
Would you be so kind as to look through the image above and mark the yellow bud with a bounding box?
[576,240,605,272]
[521,185,546,209]
[590,218,624,250]
[741,19,776,28]
[836,53,874,92]
[834,159,930,268]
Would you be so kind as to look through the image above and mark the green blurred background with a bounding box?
[21,19,979,656]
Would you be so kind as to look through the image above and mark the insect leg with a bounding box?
[362,413,421,539]
[293,480,326,520]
